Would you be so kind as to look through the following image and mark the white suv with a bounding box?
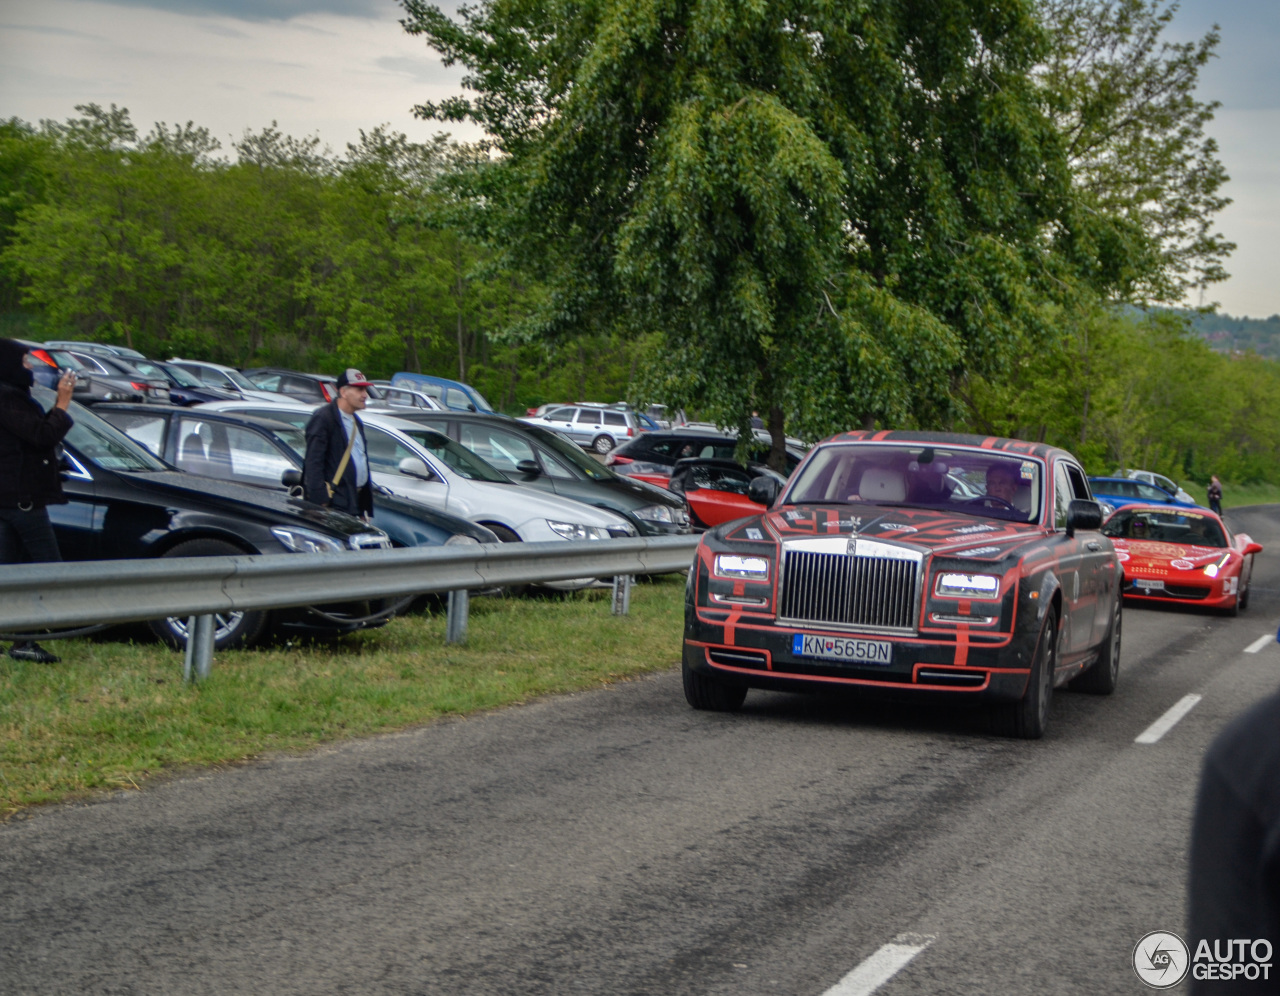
[520,404,640,453]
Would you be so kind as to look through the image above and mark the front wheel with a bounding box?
[991,608,1057,739]
[592,434,614,454]
[146,539,269,650]
[682,656,748,712]
[1070,599,1120,694]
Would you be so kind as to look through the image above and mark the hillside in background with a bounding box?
[1169,309,1280,358]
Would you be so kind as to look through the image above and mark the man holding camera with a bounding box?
[0,338,77,663]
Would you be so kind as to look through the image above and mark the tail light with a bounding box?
[29,349,58,368]
[606,454,632,466]
[130,381,148,391]
[320,383,333,402]
[626,427,634,437]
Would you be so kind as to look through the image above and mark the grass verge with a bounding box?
[0,574,686,819]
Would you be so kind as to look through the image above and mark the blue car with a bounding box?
[1088,476,1205,513]
[389,372,494,413]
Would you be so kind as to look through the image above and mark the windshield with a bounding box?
[1102,508,1226,547]
[273,426,307,459]
[220,368,257,391]
[158,363,202,387]
[785,443,1044,523]
[527,425,614,480]
[58,398,170,472]
[402,428,510,483]
[127,360,173,382]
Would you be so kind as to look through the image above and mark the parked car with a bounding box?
[44,339,148,361]
[607,428,806,483]
[37,392,397,651]
[94,404,497,548]
[1120,469,1197,506]
[519,404,645,454]
[190,400,638,552]
[386,410,691,536]
[388,372,494,413]
[242,368,339,404]
[682,431,1122,739]
[167,358,290,404]
[93,404,500,550]
[665,458,786,529]
[1088,476,1202,512]
[1101,504,1261,615]
[366,384,443,411]
[129,360,240,406]
[64,350,171,405]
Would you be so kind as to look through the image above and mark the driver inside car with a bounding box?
[984,462,1030,517]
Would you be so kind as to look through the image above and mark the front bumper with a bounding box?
[684,607,1040,702]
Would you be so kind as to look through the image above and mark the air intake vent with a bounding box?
[707,648,769,670]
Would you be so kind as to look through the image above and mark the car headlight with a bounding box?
[547,520,611,541]
[271,525,346,553]
[714,554,770,580]
[1203,554,1230,578]
[635,504,674,523]
[934,572,1002,600]
[444,533,480,547]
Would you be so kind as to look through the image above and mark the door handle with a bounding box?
[1086,541,1101,551]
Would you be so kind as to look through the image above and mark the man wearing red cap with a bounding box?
[303,368,374,520]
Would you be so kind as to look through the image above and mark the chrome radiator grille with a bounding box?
[779,550,920,631]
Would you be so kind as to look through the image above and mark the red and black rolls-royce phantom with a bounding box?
[683,431,1123,738]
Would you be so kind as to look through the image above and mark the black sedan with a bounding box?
[91,404,499,549]
[43,395,401,651]
[388,410,692,536]
[606,428,806,482]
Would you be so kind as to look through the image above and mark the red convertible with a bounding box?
[1101,504,1262,614]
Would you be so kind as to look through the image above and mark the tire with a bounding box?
[991,608,1057,739]
[1239,576,1251,611]
[146,539,269,650]
[682,656,748,711]
[1070,599,1120,694]
[592,434,614,454]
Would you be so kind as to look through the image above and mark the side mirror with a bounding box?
[1065,499,1103,538]
[748,475,782,507]
[1244,541,1263,557]
[398,456,434,481]
[515,459,540,478]
[281,469,302,488]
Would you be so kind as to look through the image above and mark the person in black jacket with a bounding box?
[1187,685,1280,993]
[303,367,374,520]
[0,338,76,663]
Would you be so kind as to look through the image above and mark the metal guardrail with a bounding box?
[0,535,700,680]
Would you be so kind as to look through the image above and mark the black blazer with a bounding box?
[303,402,373,517]
[0,383,73,509]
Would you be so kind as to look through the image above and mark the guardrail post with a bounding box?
[446,589,469,644]
[611,574,632,616]
[183,615,215,683]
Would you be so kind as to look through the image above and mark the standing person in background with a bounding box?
[1208,475,1223,515]
[303,368,374,521]
[0,338,76,663]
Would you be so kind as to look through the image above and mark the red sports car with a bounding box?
[1101,504,1262,614]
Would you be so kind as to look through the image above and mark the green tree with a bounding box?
[403,0,1138,466]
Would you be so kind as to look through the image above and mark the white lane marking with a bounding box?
[1135,694,1203,744]
[1244,633,1274,654]
[822,934,936,996]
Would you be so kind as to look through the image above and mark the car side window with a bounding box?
[221,425,297,488]
[446,388,470,409]
[1054,463,1073,530]
[1136,482,1167,500]
[603,411,626,426]
[459,425,535,473]
[254,374,283,391]
[365,426,426,476]
[547,407,576,422]
[107,412,168,457]
[281,377,314,397]
[1066,465,1091,501]
[539,449,575,479]
[576,409,602,427]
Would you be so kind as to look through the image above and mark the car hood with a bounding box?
[373,491,497,543]
[560,474,684,509]
[1111,539,1228,569]
[118,470,377,538]
[714,504,1048,562]
[467,479,632,528]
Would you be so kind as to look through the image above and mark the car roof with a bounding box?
[94,403,301,432]
[244,367,336,382]
[823,429,1074,463]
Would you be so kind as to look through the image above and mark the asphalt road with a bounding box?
[4,509,1279,995]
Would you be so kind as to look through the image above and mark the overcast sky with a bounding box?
[2,0,1276,318]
